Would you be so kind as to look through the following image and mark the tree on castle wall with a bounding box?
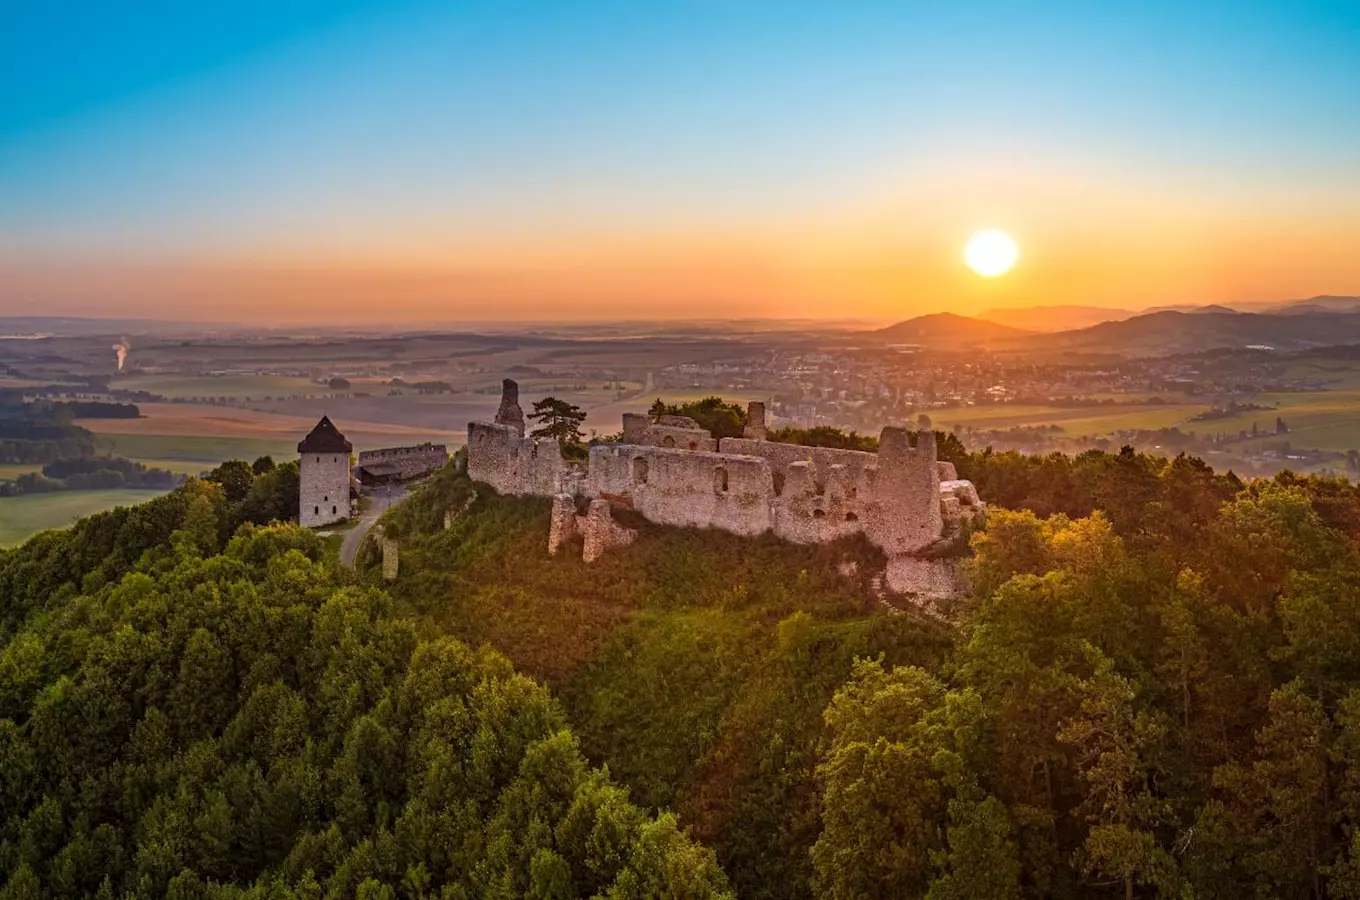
[529,397,587,444]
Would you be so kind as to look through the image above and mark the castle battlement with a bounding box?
[466,381,984,598]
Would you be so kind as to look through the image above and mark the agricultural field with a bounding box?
[110,373,318,399]
[0,488,171,547]
[1198,389,1360,453]
[931,399,1212,436]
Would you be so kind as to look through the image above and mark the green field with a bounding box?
[0,489,169,547]
[1197,389,1360,452]
[111,373,318,399]
[932,401,1210,435]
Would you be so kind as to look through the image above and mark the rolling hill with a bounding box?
[978,304,1137,332]
[870,312,1029,345]
[1015,309,1360,356]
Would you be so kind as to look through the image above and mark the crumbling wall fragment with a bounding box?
[548,494,579,555]
[381,538,399,581]
[744,401,767,440]
[495,378,525,436]
[580,499,636,563]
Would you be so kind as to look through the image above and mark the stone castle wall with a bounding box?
[466,421,568,496]
[620,413,718,452]
[589,444,773,536]
[464,382,983,598]
[358,444,448,480]
[300,451,351,527]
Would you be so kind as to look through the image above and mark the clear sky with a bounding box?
[1,0,1357,324]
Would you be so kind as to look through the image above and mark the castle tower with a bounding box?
[866,427,943,555]
[298,416,353,527]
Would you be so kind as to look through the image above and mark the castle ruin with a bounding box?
[466,380,984,597]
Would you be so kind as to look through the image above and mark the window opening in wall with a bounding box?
[689,442,698,451]
[332,506,337,515]
[314,506,319,516]
[845,512,859,522]
[847,486,858,499]
[813,509,826,519]
[715,467,729,493]
[772,471,786,496]
[662,436,676,448]
[633,456,650,485]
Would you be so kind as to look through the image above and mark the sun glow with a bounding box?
[964,229,1019,277]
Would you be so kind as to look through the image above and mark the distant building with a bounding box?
[298,416,352,527]
[355,444,448,485]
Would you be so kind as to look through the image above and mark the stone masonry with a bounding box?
[468,380,984,598]
[298,416,353,528]
[495,378,525,436]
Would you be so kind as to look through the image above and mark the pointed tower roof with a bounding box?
[298,416,352,453]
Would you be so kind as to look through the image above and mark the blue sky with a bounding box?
[1,1,1357,321]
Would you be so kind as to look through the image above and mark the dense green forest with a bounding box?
[12,427,1360,897]
[0,477,730,898]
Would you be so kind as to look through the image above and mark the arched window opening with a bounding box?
[332,505,337,515]
[845,512,859,522]
[662,435,676,448]
[813,509,826,519]
[314,506,320,516]
[715,467,729,493]
[633,456,650,485]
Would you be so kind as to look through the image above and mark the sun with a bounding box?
[964,229,1019,277]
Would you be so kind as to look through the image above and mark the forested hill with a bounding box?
[0,479,731,898]
[370,446,1360,900]
[13,442,1360,898]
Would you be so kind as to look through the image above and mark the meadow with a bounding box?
[0,488,171,547]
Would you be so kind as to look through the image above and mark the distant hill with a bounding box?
[978,305,1137,332]
[1016,309,1360,356]
[871,312,1028,345]
[1262,295,1360,315]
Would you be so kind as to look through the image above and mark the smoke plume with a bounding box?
[113,339,130,372]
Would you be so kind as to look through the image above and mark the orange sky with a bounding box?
[5,198,1358,324]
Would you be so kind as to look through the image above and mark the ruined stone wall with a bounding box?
[718,437,877,487]
[466,421,566,496]
[299,451,351,527]
[619,413,716,451]
[588,444,773,536]
[358,444,448,480]
[865,428,942,555]
[718,437,876,544]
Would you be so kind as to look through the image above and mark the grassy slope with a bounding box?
[375,466,952,899]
